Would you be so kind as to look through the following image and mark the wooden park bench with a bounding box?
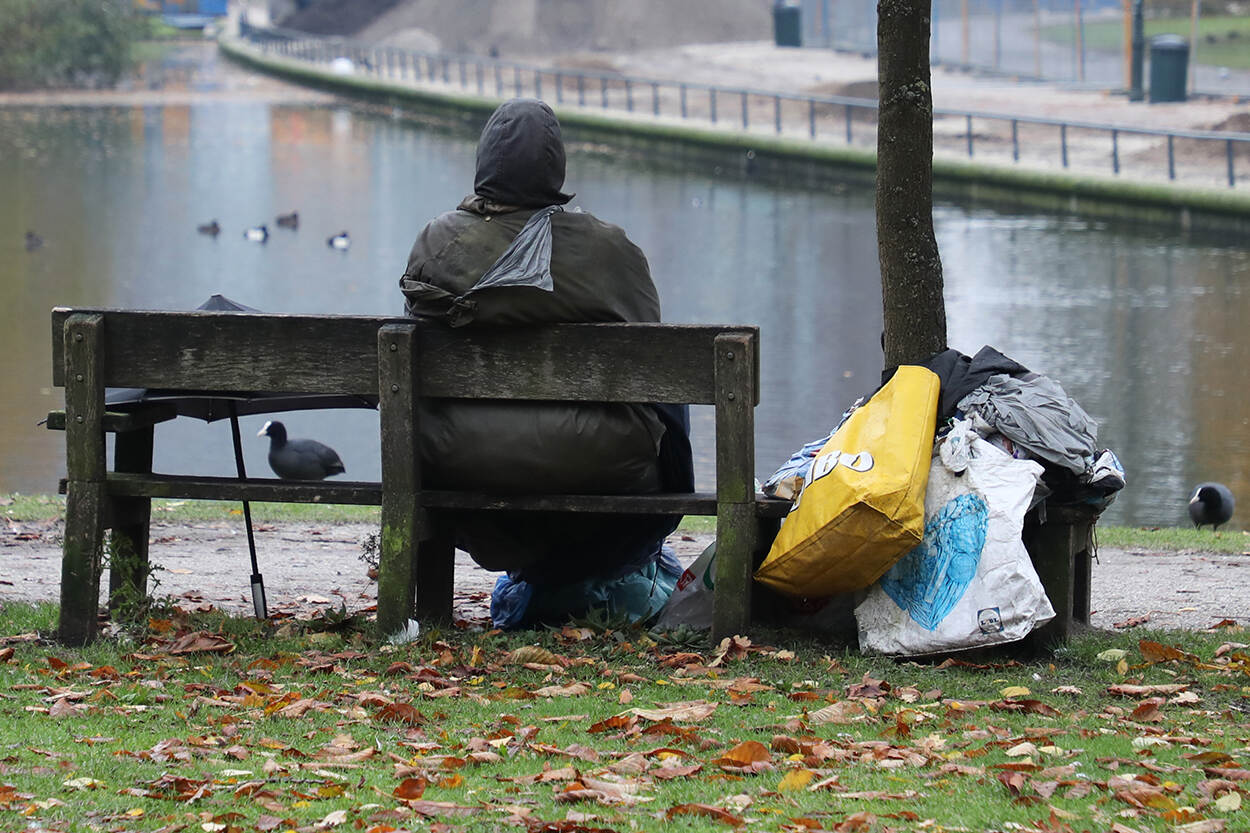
[48,307,1095,652]
[48,307,788,646]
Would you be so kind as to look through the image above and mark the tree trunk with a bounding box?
[877,0,948,369]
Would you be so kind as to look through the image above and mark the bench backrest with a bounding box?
[51,308,759,405]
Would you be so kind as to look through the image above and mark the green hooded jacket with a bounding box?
[398,99,678,579]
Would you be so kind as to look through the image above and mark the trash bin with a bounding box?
[1148,34,1188,103]
[773,2,802,48]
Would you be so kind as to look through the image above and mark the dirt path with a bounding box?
[3,518,1247,633]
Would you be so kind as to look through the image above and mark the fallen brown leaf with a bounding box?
[47,698,86,719]
[990,698,1062,717]
[808,700,865,724]
[652,763,702,779]
[165,631,235,655]
[847,673,890,698]
[1106,683,1189,697]
[628,701,717,723]
[666,802,744,826]
[828,811,880,832]
[714,740,771,766]
[1173,821,1226,833]
[1130,698,1165,722]
[393,777,427,800]
[508,645,563,666]
[533,683,592,698]
[1203,767,1250,781]
[588,714,637,734]
[374,702,425,726]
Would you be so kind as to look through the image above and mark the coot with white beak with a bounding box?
[258,420,346,480]
[1188,482,1235,531]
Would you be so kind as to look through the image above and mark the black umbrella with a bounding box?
[104,295,377,619]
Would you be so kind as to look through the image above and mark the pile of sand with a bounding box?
[280,0,774,58]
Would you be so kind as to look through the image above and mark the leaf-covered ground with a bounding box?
[0,603,1247,833]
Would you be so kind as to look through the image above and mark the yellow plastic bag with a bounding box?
[754,365,940,598]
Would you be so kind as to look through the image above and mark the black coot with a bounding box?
[1188,482,1234,531]
[258,420,346,480]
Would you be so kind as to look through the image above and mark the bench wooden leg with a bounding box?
[1023,510,1096,650]
[59,480,107,646]
[713,501,758,640]
[378,322,421,638]
[59,312,106,646]
[711,332,757,642]
[1072,544,1092,624]
[414,513,454,623]
[108,427,154,616]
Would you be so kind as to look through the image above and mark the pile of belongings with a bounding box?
[753,346,1124,656]
[925,346,1124,510]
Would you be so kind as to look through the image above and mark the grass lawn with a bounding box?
[0,601,1247,832]
[1042,15,1250,70]
[3,492,1248,830]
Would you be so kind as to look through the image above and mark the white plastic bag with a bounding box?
[655,542,716,630]
[855,421,1054,656]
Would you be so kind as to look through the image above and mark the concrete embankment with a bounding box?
[219,36,1250,233]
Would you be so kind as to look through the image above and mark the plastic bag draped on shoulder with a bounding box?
[472,205,562,292]
[399,205,563,328]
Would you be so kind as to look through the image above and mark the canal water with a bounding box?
[3,50,1248,530]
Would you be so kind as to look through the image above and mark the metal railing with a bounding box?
[238,24,1250,190]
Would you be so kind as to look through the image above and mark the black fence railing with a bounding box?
[237,23,1250,190]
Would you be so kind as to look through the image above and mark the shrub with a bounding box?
[0,0,137,90]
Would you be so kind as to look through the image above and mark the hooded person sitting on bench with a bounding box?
[399,98,693,628]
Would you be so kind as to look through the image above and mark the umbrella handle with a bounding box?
[228,403,265,616]
[251,574,268,620]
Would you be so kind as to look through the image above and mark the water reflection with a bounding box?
[940,212,1250,529]
[2,86,1248,529]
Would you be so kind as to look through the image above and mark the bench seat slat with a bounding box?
[422,490,789,517]
[99,473,385,505]
[72,474,792,518]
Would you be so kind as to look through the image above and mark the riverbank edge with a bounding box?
[219,36,1250,233]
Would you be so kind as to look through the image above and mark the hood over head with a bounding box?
[473,99,573,208]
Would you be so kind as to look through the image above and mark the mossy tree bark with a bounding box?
[877,0,948,369]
